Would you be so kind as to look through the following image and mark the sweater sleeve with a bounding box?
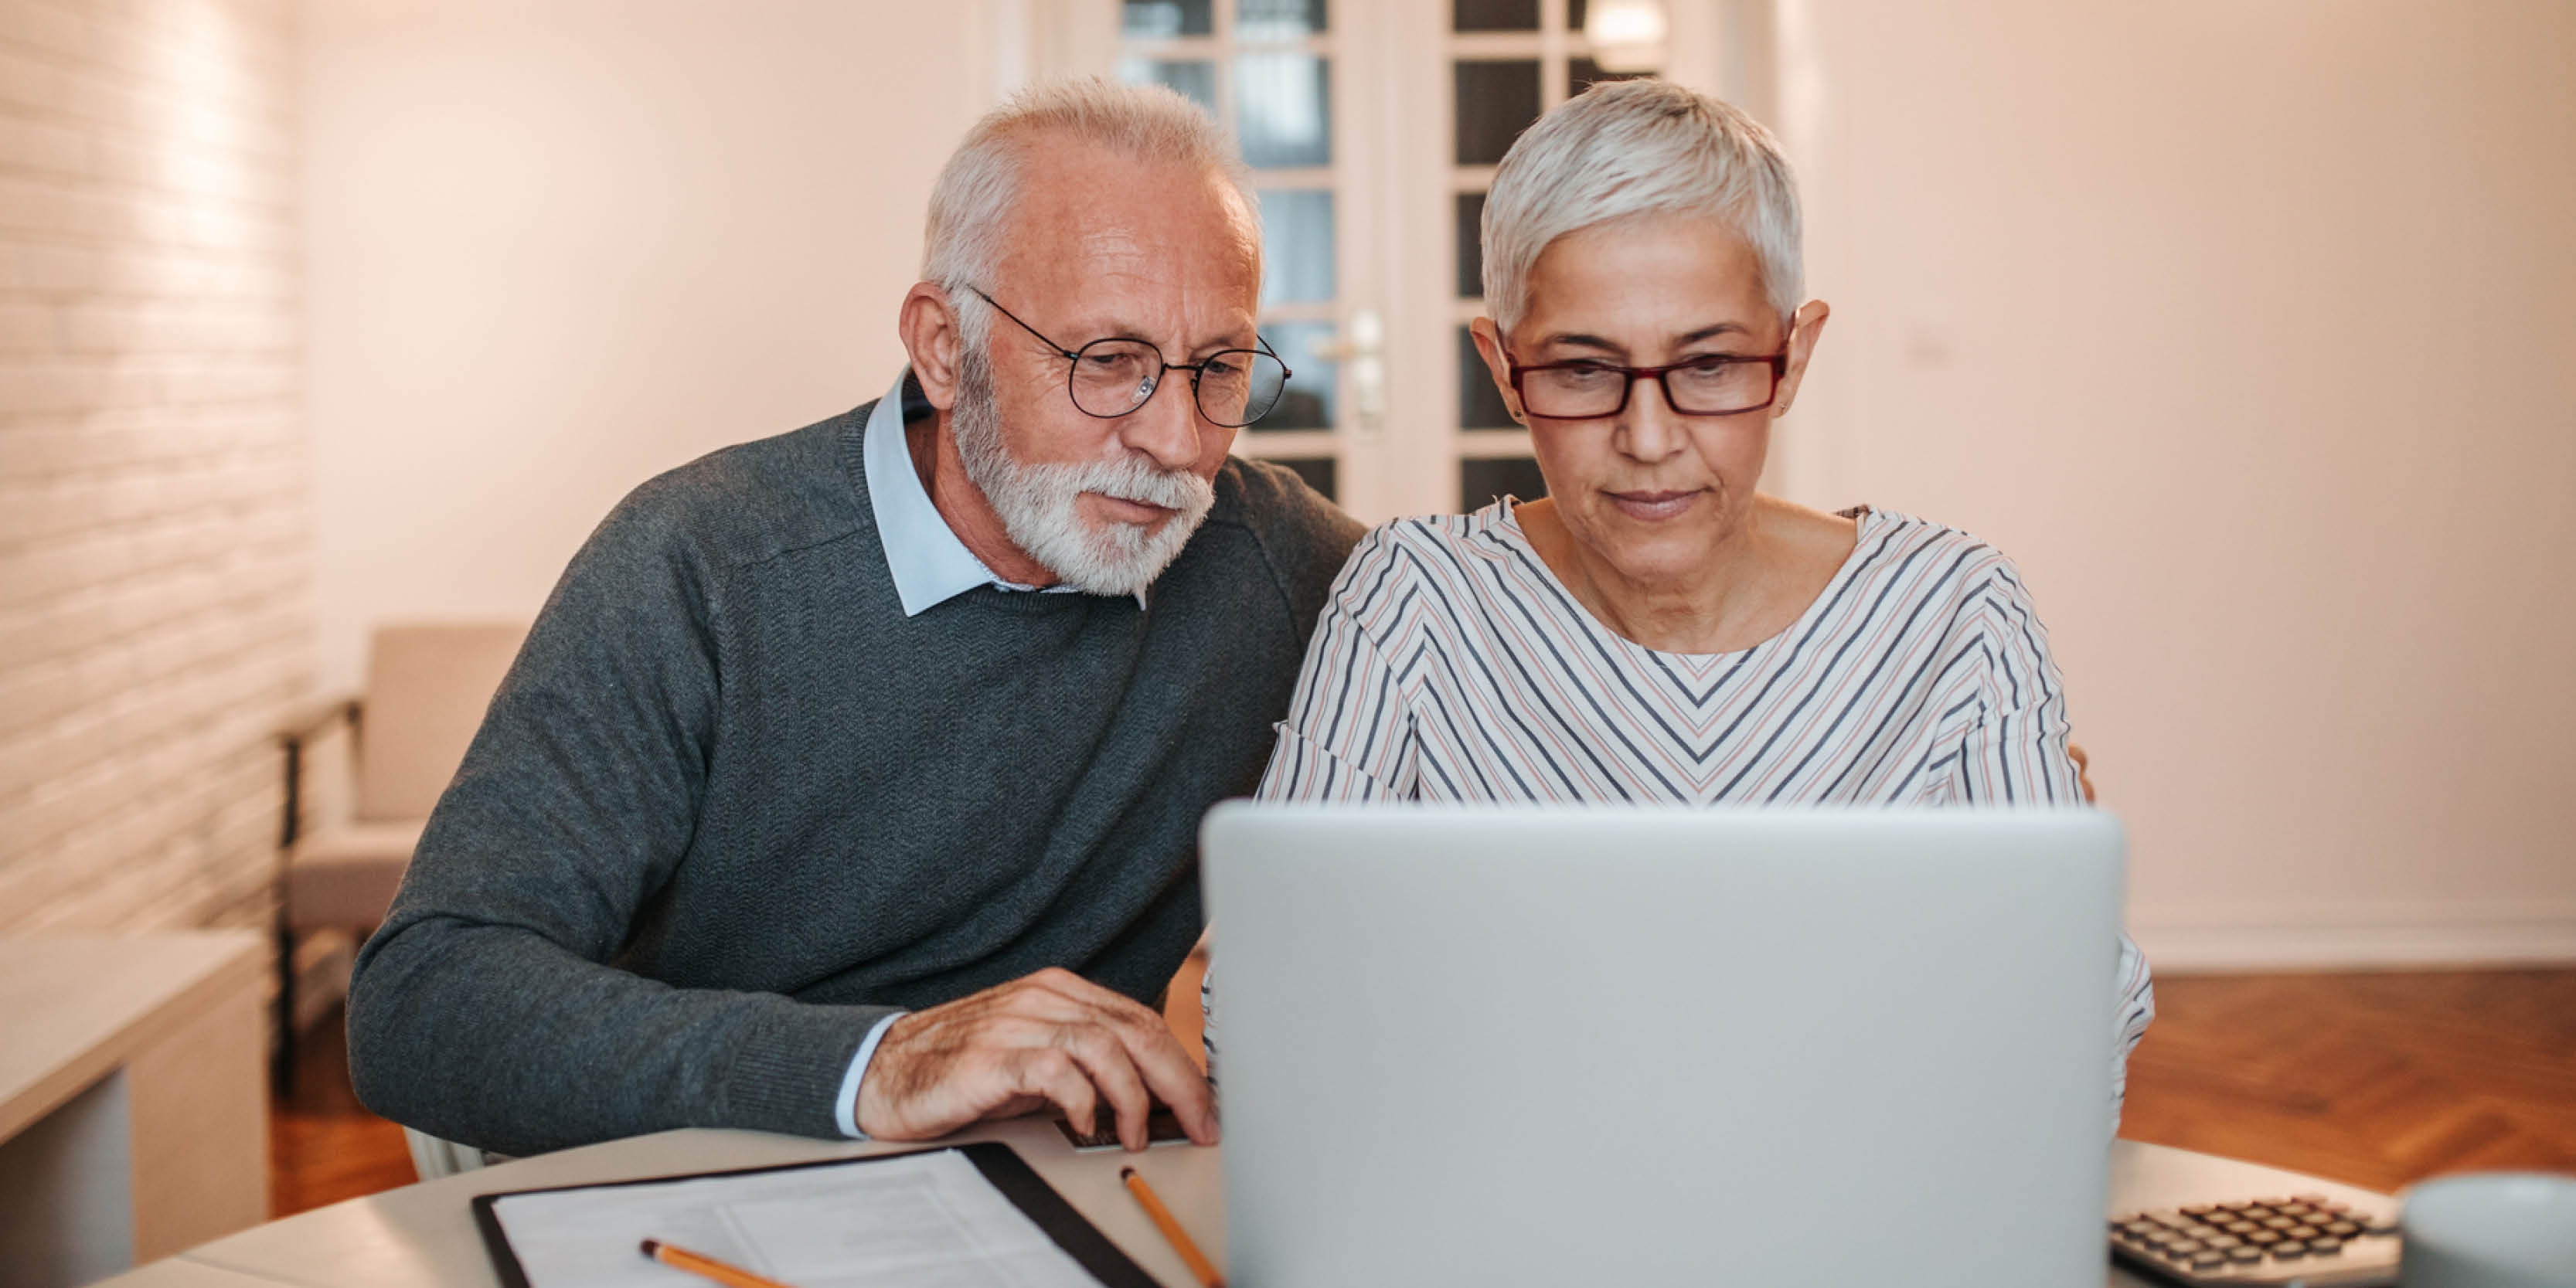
[1944,552,2155,1128]
[345,484,893,1157]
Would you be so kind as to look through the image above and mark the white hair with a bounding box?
[1482,80,1803,331]
[923,76,1259,354]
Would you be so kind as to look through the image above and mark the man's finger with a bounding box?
[1053,1025,1159,1150]
[1012,1047,1101,1138]
[1110,1020,1219,1146]
[1029,972,1216,1147]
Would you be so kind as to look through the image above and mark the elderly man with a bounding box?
[346,80,1359,1158]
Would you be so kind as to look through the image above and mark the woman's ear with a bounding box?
[899,283,965,413]
[1771,300,1831,418]
[1467,316,1525,423]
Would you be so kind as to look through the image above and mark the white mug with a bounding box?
[2399,1171,2576,1288]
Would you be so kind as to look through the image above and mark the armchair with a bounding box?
[273,622,526,1093]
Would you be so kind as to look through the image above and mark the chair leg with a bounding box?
[272,920,298,1099]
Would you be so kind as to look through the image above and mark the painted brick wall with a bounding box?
[0,0,308,935]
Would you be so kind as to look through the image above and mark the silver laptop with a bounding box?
[1200,803,2124,1287]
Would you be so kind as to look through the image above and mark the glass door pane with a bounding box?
[1440,0,1660,512]
[1117,0,1346,501]
[1123,0,1213,36]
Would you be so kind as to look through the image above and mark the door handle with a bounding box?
[1312,308,1386,439]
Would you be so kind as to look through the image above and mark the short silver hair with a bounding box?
[1482,80,1802,331]
[923,77,1258,351]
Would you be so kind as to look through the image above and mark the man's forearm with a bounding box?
[349,915,897,1157]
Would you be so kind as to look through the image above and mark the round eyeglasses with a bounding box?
[967,287,1292,428]
[1506,347,1791,420]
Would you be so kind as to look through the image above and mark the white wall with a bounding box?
[300,0,989,692]
[0,0,310,934]
[1773,1,2576,967]
[298,0,2576,969]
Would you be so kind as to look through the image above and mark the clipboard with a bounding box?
[469,1141,1160,1288]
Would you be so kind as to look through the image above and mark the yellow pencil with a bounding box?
[1120,1166,1226,1288]
[639,1238,797,1288]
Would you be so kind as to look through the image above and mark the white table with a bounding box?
[94,1120,2401,1288]
[0,933,270,1287]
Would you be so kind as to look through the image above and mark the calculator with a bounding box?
[2109,1193,2400,1286]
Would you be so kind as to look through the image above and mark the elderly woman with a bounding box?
[1208,80,2152,1110]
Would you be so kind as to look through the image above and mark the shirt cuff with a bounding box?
[833,1011,907,1140]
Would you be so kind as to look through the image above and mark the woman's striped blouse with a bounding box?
[1211,501,2155,1112]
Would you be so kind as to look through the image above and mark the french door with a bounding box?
[1064,0,1758,522]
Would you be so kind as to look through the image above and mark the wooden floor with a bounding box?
[269,1003,417,1217]
[269,964,2576,1217]
[2118,968,2576,1191]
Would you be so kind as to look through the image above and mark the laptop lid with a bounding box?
[1201,803,2123,1287]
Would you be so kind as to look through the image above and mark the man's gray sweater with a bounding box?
[346,394,1362,1157]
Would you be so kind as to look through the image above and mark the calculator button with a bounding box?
[2167,1240,2203,1256]
[2322,1220,2360,1236]
[2192,1251,2227,1268]
[2309,1237,2344,1255]
[2204,1235,2242,1249]
[2274,1241,2310,1258]
[2181,1204,2221,1218]
[2245,1230,2282,1246]
[2227,1246,2265,1264]
[2287,1225,2321,1239]
[2224,1221,2260,1235]
[2261,1216,2297,1230]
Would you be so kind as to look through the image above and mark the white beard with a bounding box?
[951,349,1215,598]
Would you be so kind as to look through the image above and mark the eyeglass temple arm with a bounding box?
[966,284,1291,380]
[961,286,1089,362]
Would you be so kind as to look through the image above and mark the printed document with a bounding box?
[488,1147,1104,1287]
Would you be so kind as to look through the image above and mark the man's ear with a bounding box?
[1466,316,1525,423]
[1771,300,1831,417]
[899,283,965,412]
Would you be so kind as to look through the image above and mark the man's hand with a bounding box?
[2070,743,2098,804]
[854,967,1217,1151]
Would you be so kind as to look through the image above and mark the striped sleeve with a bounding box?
[1947,556,2081,806]
[1942,550,2153,1124]
[1254,535,1418,803]
[2112,933,2155,1129]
